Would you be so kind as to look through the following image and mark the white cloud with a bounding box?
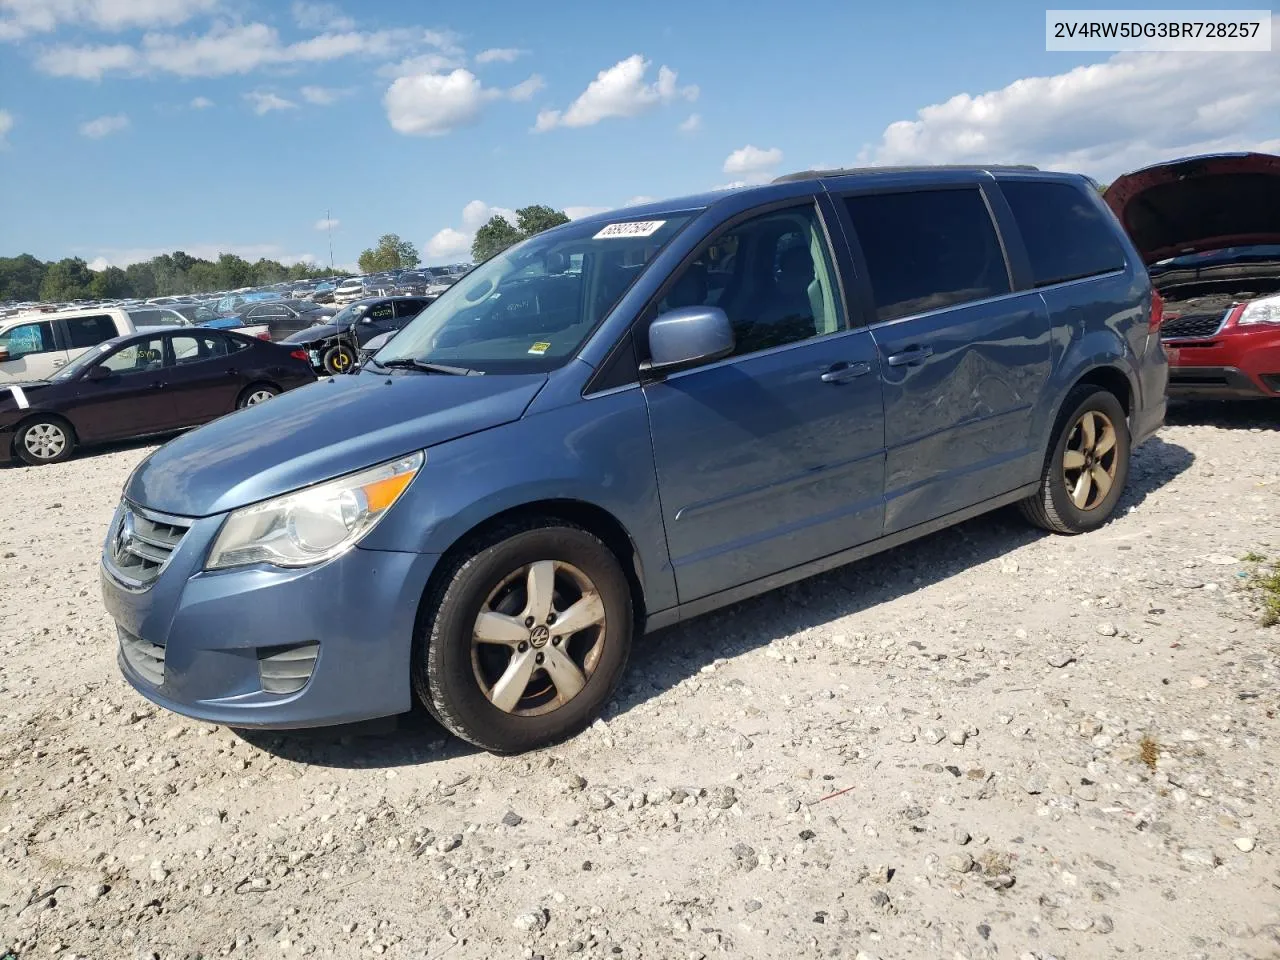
[424,201,518,261]
[378,51,463,79]
[314,217,339,231]
[85,244,322,269]
[507,74,544,102]
[189,95,214,109]
[79,113,129,138]
[722,144,783,183]
[245,91,296,115]
[564,205,611,220]
[37,21,423,80]
[300,85,346,105]
[475,47,523,64]
[384,68,488,136]
[383,68,538,135]
[0,109,12,147]
[291,1,354,32]
[860,25,1280,180]
[534,54,698,131]
[0,0,217,40]
[678,112,702,133]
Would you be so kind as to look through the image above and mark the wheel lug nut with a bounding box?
[552,636,561,646]
[535,653,545,665]
[547,613,556,624]
[517,642,528,652]
[524,616,535,627]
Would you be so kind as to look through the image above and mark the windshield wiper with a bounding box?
[372,357,480,376]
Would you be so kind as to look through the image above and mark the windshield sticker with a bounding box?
[527,341,551,355]
[593,220,666,240]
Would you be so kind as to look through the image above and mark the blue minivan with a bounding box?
[101,166,1167,753]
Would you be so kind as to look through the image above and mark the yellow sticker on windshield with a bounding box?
[528,341,550,355]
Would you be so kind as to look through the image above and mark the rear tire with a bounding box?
[413,520,633,754]
[1020,385,1130,534]
[14,416,76,466]
[236,383,279,409]
[322,344,356,375]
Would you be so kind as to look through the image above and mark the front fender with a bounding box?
[359,385,678,615]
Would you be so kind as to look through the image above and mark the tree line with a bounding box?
[0,252,334,303]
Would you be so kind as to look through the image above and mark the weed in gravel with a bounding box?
[1251,564,1280,627]
[1139,734,1160,770]
[1242,551,1267,563]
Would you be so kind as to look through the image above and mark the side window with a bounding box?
[128,309,162,328]
[100,337,166,374]
[368,302,395,322]
[1000,180,1127,287]
[170,334,226,364]
[393,299,425,319]
[66,315,120,348]
[657,204,845,359]
[0,321,54,357]
[844,189,1011,323]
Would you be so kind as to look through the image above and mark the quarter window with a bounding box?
[1000,180,1127,287]
[66,314,120,348]
[844,189,1011,323]
[656,204,845,359]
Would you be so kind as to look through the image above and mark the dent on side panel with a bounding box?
[359,387,679,615]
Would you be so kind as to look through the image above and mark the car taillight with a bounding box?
[258,332,271,340]
[289,349,308,361]
[1149,290,1164,333]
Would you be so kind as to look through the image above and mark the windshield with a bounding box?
[376,214,693,374]
[327,303,369,327]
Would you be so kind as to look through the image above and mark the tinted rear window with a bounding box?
[844,188,1011,323]
[1000,180,1126,287]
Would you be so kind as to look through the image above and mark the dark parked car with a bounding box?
[1,328,315,465]
[284,296,430,374]
[211,299,336,340]
[102,166,1166,754]
[355,329,399,369]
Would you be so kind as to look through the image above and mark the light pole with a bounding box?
[327,209,334,273]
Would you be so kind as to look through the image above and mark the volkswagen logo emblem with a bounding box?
[114,511,136,562]
[528,624,550,648]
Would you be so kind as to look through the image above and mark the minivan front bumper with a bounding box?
[101,506,438,728]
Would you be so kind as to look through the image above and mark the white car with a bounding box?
[0,308,138,383]
[333,279,365,304]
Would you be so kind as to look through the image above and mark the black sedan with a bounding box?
[0,327,316,466]
[283,296,430,374]
[215,299,337,341]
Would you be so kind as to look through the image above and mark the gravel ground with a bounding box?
[2,401,1280,960]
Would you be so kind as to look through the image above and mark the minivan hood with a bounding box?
[1104,152,1280,264]
[126,371,548,517]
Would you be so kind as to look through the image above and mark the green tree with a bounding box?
[0,254,47,301]
[470,205,571,263]
[515,204,570,237]
[215,253,253,289]
[89,265,131,299]
[125,261,158,298]
[358,234,420,273]
[39,257,94,301]
[471,215,524,263]
[186,261,220,292]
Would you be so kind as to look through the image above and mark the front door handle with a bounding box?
[820,360,872,384]
[885,345,934,367]
[151,381,166,389]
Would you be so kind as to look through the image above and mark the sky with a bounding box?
[0,0,1277,271]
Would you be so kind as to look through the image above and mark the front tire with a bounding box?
[15,416,75,466]
[236,383,279,409]
[322,344,356,375]
[1020,385,1130,534]
[414,520,633,754]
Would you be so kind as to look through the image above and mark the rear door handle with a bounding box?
[820,360,872,384]
[885,345,934,367]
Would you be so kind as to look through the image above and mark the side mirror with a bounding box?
[0,347,11,362]
[87,365,111,381]
[642,306,735,377]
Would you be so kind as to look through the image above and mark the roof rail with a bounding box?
[772,164,1040,184]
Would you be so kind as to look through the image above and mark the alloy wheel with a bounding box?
[245,389,276,406]
[1062,409,1118,510]
[23,423,66,460]
[470,560,606,716]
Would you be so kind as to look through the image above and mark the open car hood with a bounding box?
[1103,152,1280,264]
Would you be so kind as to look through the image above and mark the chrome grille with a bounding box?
[118,626,165,685]
[1160,312,1226,341]
[104,503,192,590]
[258,642,320,695]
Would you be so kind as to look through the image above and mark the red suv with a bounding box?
[1106,153,1280,399]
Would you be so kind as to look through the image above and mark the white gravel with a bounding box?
[2,401,1279,959]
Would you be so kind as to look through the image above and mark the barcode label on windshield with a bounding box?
[593,220,666,239]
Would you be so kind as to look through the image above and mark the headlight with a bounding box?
[1239,295,1280,326]
[206,452,424,570]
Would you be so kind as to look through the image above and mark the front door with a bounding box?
[71,335,170,442]
[642,202,886,603]
[0,320,67,383]
[839,186,1052,533]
